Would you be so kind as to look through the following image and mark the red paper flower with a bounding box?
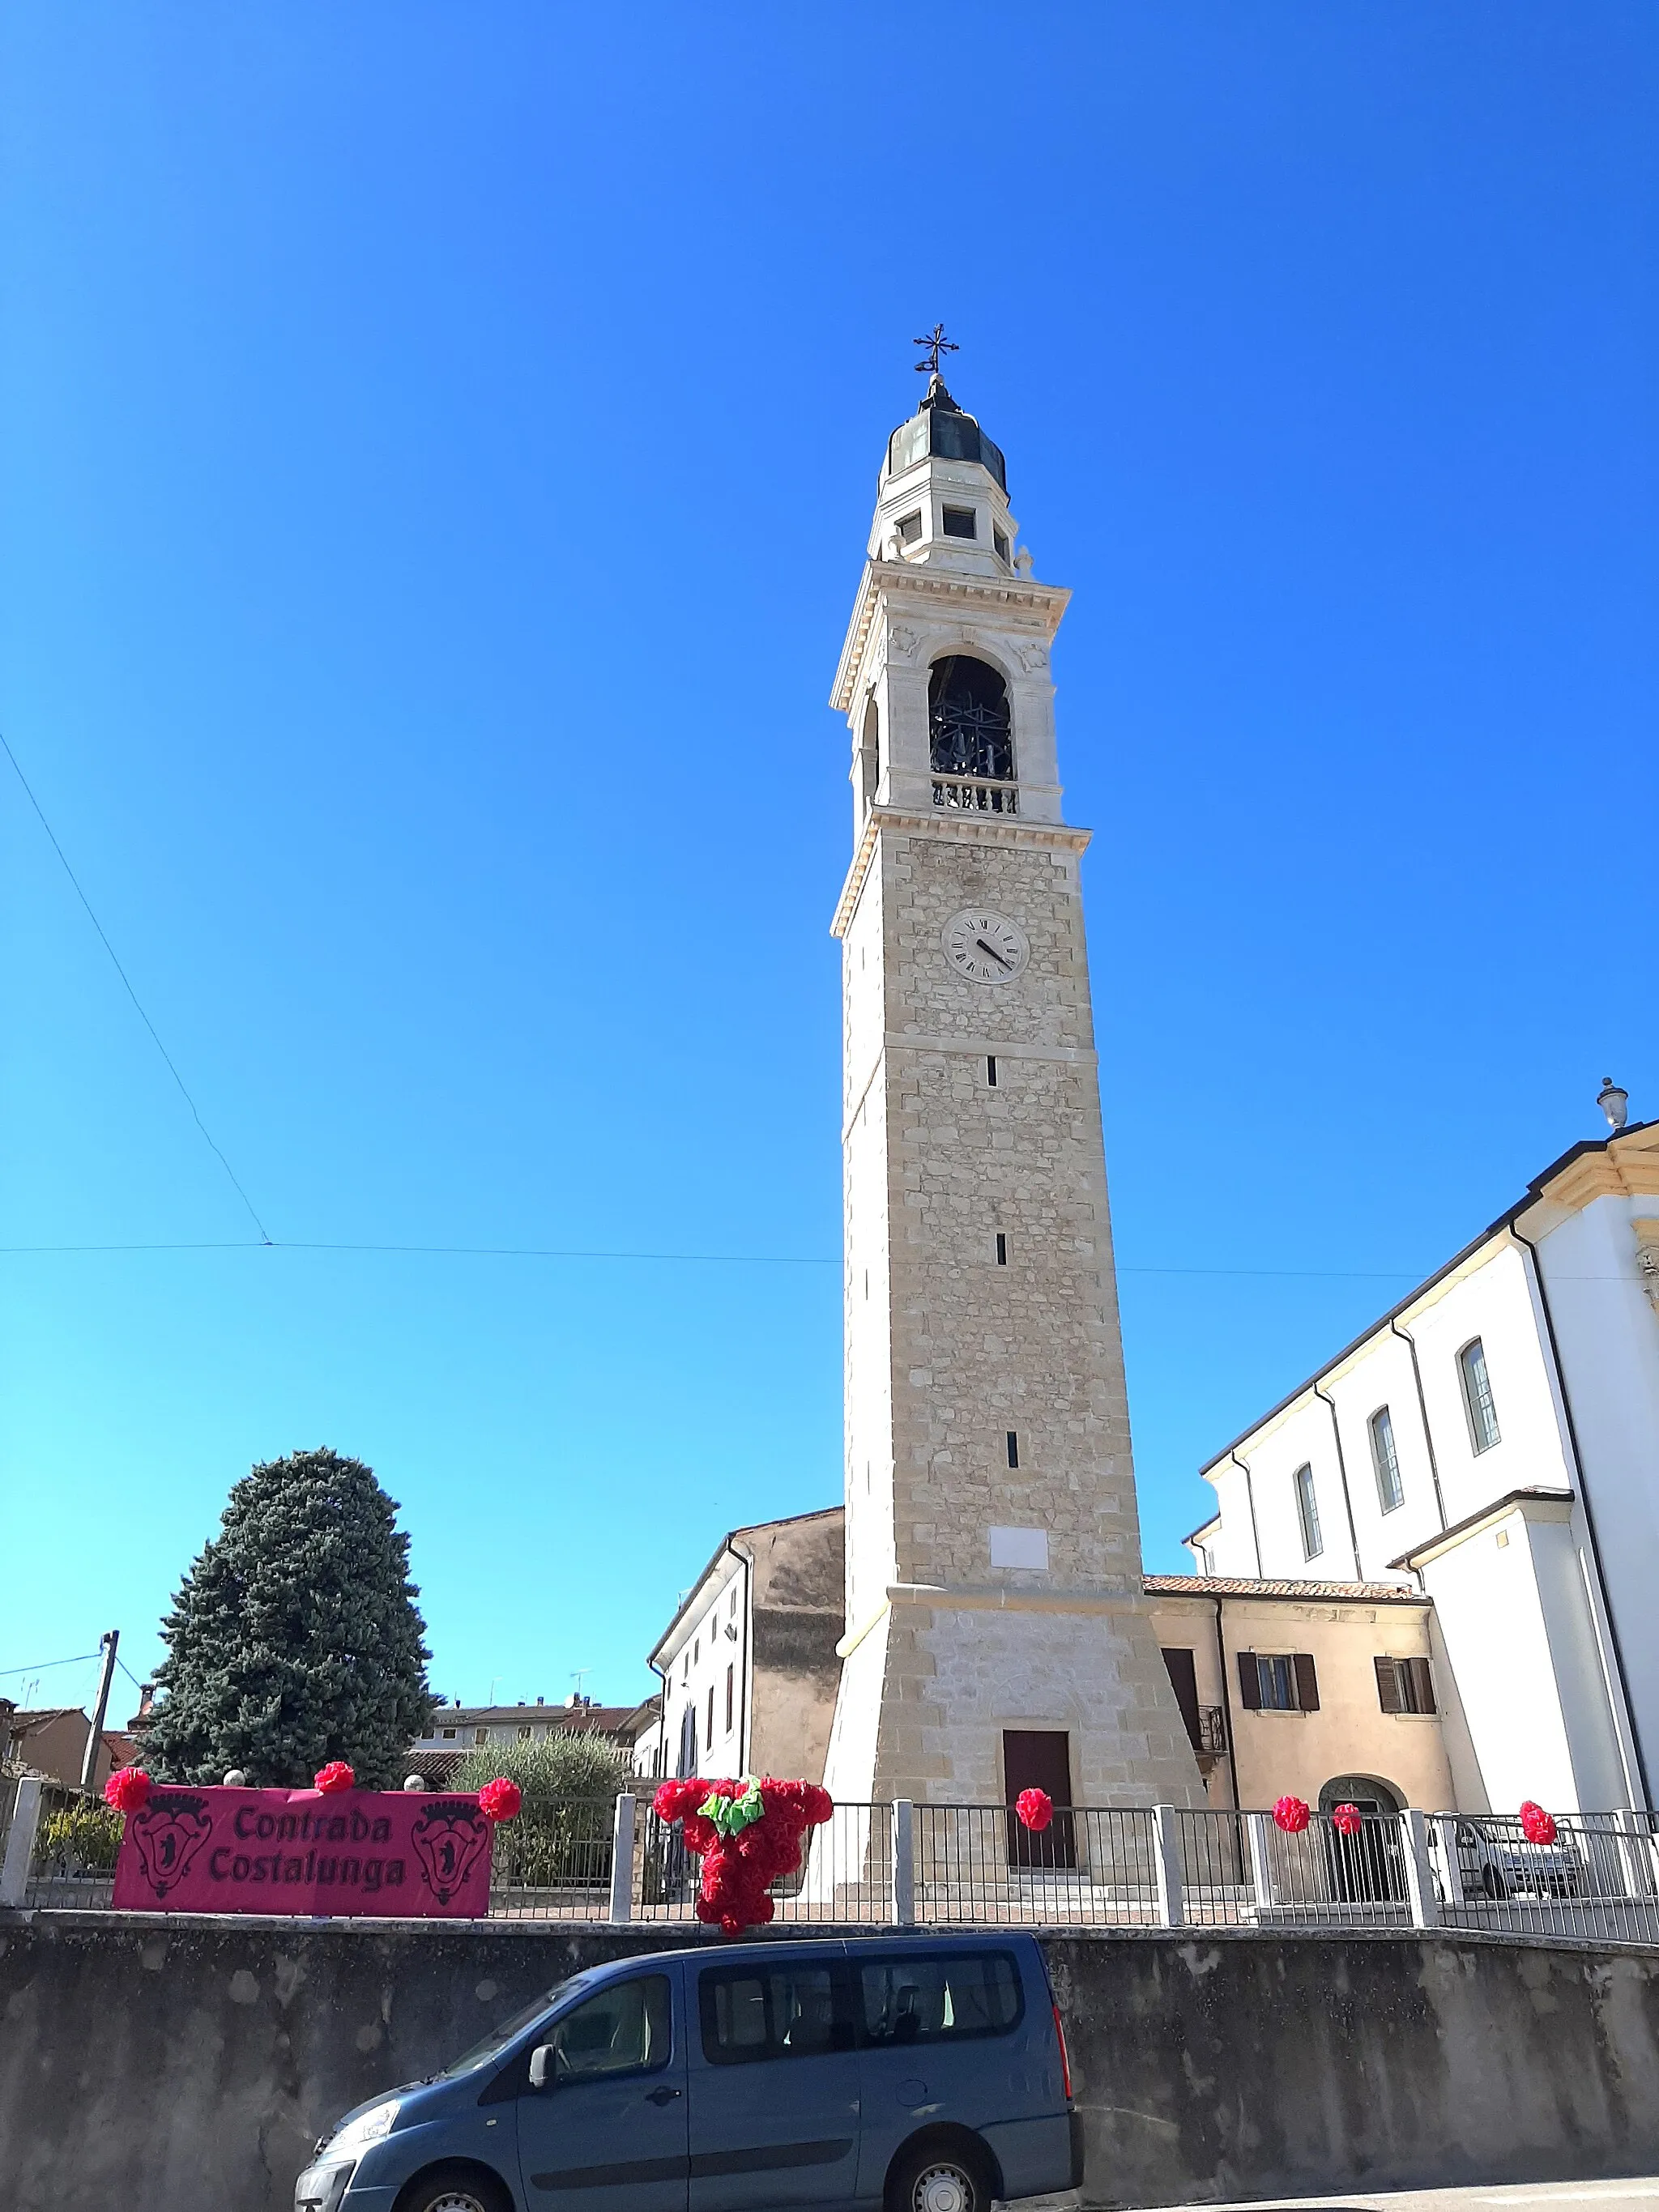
[655,1777,832,1933]
[1015,1787,1054,1832]
[1273,1795,1311,1834]
[1331,1802,1363,1837]
[313,1761,356,1795]
[1520,1800,1558,1845]
[104,1766,151,1813]
[478,1777,522,1823]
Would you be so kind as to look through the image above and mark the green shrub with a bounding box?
[37,1801,123,1876]
[451,1731,632,1890]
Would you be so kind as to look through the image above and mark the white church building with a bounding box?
[1188,1102,1659,1818]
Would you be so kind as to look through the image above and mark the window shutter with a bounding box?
[1408,1656,1437,1714]
[1375,1656,1404,1713]
[1237,1652,1263,1710]
[1293,1652,1320,1712]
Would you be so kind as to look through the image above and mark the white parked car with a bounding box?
[1427,1814,1583,1903]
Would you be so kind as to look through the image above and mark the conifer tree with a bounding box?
[143,1447,433,1787]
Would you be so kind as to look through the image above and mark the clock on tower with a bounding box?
[821,361,1205,1816]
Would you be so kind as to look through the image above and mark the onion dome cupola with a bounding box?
[869,373,1023,582]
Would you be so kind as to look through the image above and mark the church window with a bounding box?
[930,655,1013,783]
[1458,1338,1500,1453]
[1369,1407,1404,1514]
[1293,1462,1323,1559]
[986,1056,998,1087]
[996,1233,1008,1266]
[994,526,1010,564]
[861,697,881,807]
[897,510,923,544]
[1006,1430,1020,1470]
[941,505,977,539]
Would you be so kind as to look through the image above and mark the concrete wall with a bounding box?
[10,1914,1659,2212]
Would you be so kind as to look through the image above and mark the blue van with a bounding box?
[295,1933,1081,2212]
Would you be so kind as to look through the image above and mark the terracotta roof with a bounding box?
[1144,1574,1429,1605]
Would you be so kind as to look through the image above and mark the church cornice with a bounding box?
[830,559,1071,715]
[830,803,1091,940]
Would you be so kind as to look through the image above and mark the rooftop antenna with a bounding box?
[568,1667,594,1707]
[1598,1076,1630,1132]
[912,322,959,376]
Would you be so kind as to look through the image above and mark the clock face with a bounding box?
[944,910,1029,984]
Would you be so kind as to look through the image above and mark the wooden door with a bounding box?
[1002,1729,1077,1870]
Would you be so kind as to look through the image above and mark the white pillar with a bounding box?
[1401,1809,1440,1929]
[0,1778,44,1908]
[1152,1805,1185,1927]
[608,1792,637,1925]
[892,1801,915,1927]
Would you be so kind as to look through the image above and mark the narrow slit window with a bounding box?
[996,1233,1008,1266]
[1458,1338,1501,1452]
[994,527,1010,564]
[1293,1462,1323,1560]
[725,1664,734,1733]
[1006,1430,1020,1470]
[1369,1407,1404,1514]
[987,1055,998,1087]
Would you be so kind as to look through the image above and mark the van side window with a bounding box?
[545,1976,672,2083]
[699,1963,852,2065]
[859,1951,1023,2045]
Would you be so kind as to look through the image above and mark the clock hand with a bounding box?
[975,937,1014,970]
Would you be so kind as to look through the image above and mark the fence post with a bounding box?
[0,1778,43,1909]
[1244,1813,1276,1912]
[608,1792,637,1925]
[1151,1805,1185,1927]
[892,1801,915,1927]
[1614,1809,1656,1899]
[1400,1809,1439,1929]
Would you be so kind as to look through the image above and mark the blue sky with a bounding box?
[2,5,1654,1724]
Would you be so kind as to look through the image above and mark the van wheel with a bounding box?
[889,2137,996,2212]
[397,2166,513,2212]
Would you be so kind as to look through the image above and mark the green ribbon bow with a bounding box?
[700,1780,765,1836]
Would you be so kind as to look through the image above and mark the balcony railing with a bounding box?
[1195,1705,1228,1757]
[932,774,1017,816]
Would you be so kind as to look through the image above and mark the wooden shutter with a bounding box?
[1161,1647,1203,1750]
[1375,1656,1404,1713]
[1236,1652,1263,1710]
[1407,1656,1437,1714]
[1293,1652,1320,1712]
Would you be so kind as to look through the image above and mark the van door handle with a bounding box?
[646,2086,683,2105]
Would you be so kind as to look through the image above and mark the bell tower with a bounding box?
[822,366,1203,1810]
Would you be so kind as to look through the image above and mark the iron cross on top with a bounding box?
[913,323,959,375]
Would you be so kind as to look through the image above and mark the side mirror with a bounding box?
[528,2045,556,2091]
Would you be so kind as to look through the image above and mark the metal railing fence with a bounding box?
[9,1789,1659,1944]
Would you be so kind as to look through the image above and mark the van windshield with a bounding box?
[439,1974,592,2077]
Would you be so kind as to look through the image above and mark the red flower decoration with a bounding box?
[655,1777,832,1934]
[104,1766,151,1813]
[478,1777,522,1823]
[1273,1795,1311,1834]
[313,1761,356,1794]
[1331,1802,1363,1837]
[1015,1787,1054,1832]
[1520,1800,1558,1845]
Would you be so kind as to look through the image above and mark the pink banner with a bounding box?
[112,1787,493,1917]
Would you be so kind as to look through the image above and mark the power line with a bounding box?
[0,1236,1640,1285]
[0,1650,102,1678]
[1,727,272,1244]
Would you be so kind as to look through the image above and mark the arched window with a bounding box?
[1293,1462,1323,1560]
[929,655,1013,784]
[1458,1337,1501,1452]
[1368,1407,1404,1514]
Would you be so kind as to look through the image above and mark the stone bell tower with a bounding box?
[821,367,1204,1811]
